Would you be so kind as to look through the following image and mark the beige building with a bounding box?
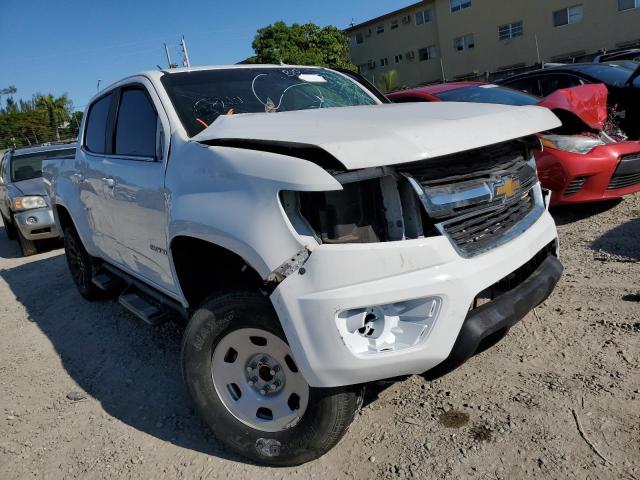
[345,0,640,90]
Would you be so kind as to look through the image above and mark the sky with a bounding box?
[0,0,415,112]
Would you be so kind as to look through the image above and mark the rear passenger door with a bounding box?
[98,81,176,294]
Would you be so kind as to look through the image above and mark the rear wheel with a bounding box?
[181,291,363,466]
[64,226,100,300]
[1,212,17,240]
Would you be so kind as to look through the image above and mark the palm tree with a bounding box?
[36,94,71,142]
[378,70,399,94]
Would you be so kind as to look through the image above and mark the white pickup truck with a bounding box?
[44,65,563,465]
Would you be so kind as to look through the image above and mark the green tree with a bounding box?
[252,21,356,71]
[35,93,71,142]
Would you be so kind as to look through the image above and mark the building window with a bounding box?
[395,54,403,63]
[450,0,471,12]
[367,60,376,69]
[553,5,583,27]
[380,57,389,67]
[453,34,475,51]
[416,9,432,24]
[376,24,385,34]
[419,46,439,61]
[618,0,639,10]
[390,19,399,30]
[498,20,524,40]
[352,33,364,45]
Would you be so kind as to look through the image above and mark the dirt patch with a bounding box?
[438,410,470,428]
[470,424,493,443]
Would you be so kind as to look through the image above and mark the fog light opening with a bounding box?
[26,216,38,225]
[357,312,379,338]
[337,297,442,356]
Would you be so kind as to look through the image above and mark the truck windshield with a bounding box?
[435,85,540,106]
[11,148,76,182]
[160,67,380,136]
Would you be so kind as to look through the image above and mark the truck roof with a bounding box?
[10,143,77,156]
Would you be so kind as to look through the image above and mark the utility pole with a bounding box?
[180,36,191,68]
[97,79,101,92]
[440,58,446,82]
[164,43,174,69]
[534,34,542,66]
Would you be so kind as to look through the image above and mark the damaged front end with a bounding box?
[280,138,545,259]
[538,84,629,149]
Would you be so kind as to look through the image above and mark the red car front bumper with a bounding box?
[535,141,640,206]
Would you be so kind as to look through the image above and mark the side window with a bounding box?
[538,74,584,96]
[85,93,113,154]
[503,78,540,96]
[114,88,158,158]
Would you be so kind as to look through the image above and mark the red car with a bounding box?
[388,83,640,206]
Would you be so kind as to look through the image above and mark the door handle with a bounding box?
[102,177,116,188]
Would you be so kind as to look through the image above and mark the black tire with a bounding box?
[16,228,38,256]
[1,212,17,240]
[181,291,363,466]
[63,225,100,300]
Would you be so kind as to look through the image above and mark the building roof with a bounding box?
[344,1,426,33]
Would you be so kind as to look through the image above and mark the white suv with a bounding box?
[44,65,563,465]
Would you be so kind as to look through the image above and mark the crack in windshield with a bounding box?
[160,68,378,136]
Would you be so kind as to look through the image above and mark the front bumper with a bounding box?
[271,210,560,388]
[424,255,562,379]
[13,208,59,240]
[535,142,640,206]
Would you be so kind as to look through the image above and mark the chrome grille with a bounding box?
[401,140,543,257]
[440,192,535,256]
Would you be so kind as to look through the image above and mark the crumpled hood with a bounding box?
[537,84,608,131]
[12,177,47,197]
[193,102,561,170]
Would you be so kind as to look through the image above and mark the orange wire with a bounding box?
[195,117,209,128]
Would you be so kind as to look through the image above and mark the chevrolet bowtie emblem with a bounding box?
[495,177,521,198]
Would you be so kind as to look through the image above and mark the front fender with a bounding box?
[166,142,342,279]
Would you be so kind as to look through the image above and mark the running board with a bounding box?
[91,271,123,293]
[99,262,189,322]
[119,288,169,326]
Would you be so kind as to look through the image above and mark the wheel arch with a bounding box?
[170,235,265,309]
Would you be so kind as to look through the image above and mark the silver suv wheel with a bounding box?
[211,327,309,432]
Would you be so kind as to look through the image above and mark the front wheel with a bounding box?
[16,228,37,256]
[1,212,17,240]
[181,291,363,466]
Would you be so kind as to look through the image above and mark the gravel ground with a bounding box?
[0,195,638,480]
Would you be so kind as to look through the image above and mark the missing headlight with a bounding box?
[295,178,387,244]
[281,174,434,245]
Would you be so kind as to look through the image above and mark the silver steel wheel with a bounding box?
[211,328,310,432]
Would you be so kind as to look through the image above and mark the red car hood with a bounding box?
[537,84,608,131]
